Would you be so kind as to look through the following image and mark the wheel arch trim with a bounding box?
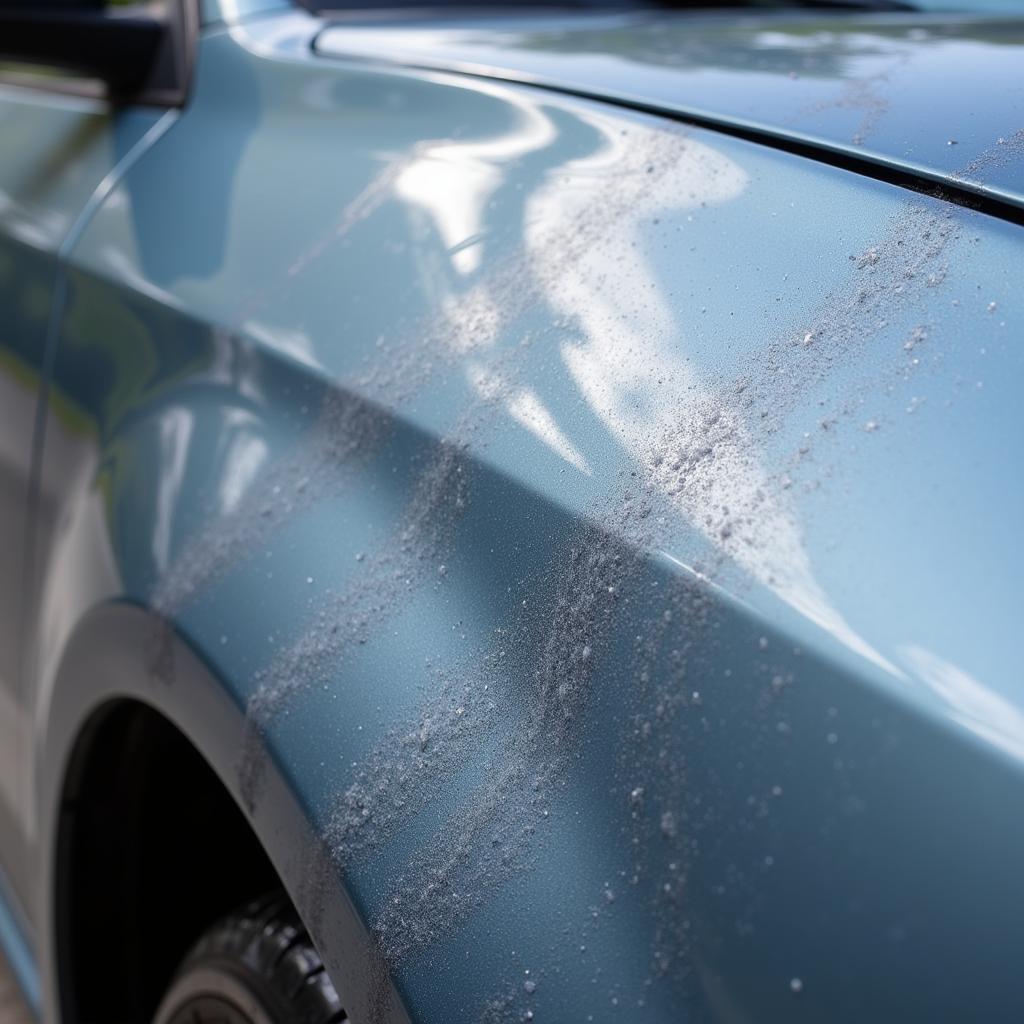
[38,600,408,1024]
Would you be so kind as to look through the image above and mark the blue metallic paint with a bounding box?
[315,10,1024,208]
[0,5,1023,1024]
[0,79,165,949]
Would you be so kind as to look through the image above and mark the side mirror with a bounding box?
[0,1,196,105]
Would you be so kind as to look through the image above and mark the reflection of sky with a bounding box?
[521,112,902,676]
[153,408,194,573]
[506,386,592,475]
[468,361,593,473]
[903,645,1024,764]
[395,80,556,276]
[217,411,270,515]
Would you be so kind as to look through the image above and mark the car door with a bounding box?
[0,26,171,928]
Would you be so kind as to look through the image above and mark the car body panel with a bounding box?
[315,10,1024,209]
[0,79,163,939]
[18,7,1024,1023]
[2,5,1024,1024]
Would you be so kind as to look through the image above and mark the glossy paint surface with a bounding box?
[5,5,1024,1024]
[316,10,1024,207]
[0,79,161,931]
[200,0,291,26]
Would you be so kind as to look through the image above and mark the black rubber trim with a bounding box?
[0,0,198,108]
[0,9,163,95]
[311,31,1024,228]
[545,85,1024,226]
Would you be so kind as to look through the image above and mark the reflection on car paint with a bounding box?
[183,104,1013,1014]
[23,12,1024,1021]
[315,14,1024,204]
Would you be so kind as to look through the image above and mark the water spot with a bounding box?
[854,247,880,268]
[903,325,927,351]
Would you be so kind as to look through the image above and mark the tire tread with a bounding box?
[163,891,346,1024]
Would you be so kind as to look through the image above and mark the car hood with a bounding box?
[315,9,1024,211]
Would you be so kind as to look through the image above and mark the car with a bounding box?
[0,0,1022,1020]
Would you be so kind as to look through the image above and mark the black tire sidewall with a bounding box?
[150,893,345,1024]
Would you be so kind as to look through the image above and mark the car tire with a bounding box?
[152,892,347,1024]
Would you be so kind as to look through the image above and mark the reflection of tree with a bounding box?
[0,239,54,387]
[56,270,213,432]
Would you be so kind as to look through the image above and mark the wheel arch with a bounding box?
[40,601,407,1024]
[54,696,280,1023]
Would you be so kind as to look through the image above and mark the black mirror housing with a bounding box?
[0,2,196,106]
